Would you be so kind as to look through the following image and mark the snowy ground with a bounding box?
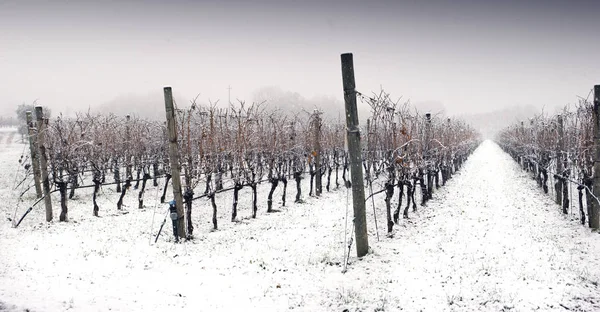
[1,131,599,312]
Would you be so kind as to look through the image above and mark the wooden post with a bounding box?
[556,115,568,213]
[313,110,322,196]
[164,86,186,239]
[35,106,52,222]
[519,121,526,169]
[425,113,433,199]
[591,85,600,229]
[341,53,369,257]
[555,115,563,206]
[26,111,43,198]
[125,114,132,180]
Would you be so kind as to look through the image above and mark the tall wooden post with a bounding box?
[520,121,525,169]
[425,113,433,199]
[26,111,43,198]
[366,118,372,180]
[591,85,600,229]
[125,114,132,180]
[556,115,563,206]
[164,86,186,238]
[313,110,322,196]
[35,106,52,222]
[341,53,369,257]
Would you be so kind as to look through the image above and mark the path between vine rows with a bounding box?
[0,134,599,312]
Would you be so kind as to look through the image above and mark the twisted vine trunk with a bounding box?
[411,178,418,212]
[385,180,394,233]
[554,174,562,204]
[319,166,326,195]
[578,185,586,225]
[114,159,121,193]
[267,178,279,212]
[232,183,243,221]
[117,178,131,210]
[204,172,212,195]
[160,174,171,203]
[562,171,570,214]
[326,163,332,192]
[184,189,194,237]
[335,157,340,189]
[419,170,427,206]
[393,180,404,222]
[281,176,288,207]
[309,164,315,196]
[138,173,150,209]
[404,180,414,216]
[427,169,434,200]
[68,168,78,199]
[93,179,101,217]
[294,172,302,203]
[134,167,142,189]
[58,181,68,222]
[215,163,224,191]
[251,182,258,218]
[210,192,218,230]
[441,167,447,186]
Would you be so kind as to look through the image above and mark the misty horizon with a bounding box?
[1,0,599,120]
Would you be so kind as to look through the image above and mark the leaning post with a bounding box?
[555,115,564,206]
[313,110,322,196]
[425,113,433,199]
[341,53,369,257]
[591,85,600,229]
[164,86,186,239]
[35,106,52,222]
[26,111,43,198]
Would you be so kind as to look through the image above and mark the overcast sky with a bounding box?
[1,0,599,117]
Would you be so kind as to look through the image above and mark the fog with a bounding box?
[1,0,599,136]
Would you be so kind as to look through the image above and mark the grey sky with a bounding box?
[1,0,598,117]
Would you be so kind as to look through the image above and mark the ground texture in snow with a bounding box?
[1,135,599,312]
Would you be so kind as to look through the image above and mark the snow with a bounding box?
[1,132,599,312]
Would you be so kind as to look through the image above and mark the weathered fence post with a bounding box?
[555,115,563,206]
[26,111,42,198]
[313,110,322,196]
[365,118,372,185]
[520,121,525,169]
[425,113,433,200]
[591,85,600,229]
[35,106,52,222]
[341,53,369,257]
[164,86,186,239]
[125,114,132,180]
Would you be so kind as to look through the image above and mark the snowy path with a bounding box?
[347,140,600,311]
[1,139,599,311]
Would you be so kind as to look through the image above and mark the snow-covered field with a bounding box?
[1,131,599,312]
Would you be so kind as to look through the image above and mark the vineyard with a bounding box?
[12,85,480,243]
[2,55,599,312]
[497,86,600,229]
